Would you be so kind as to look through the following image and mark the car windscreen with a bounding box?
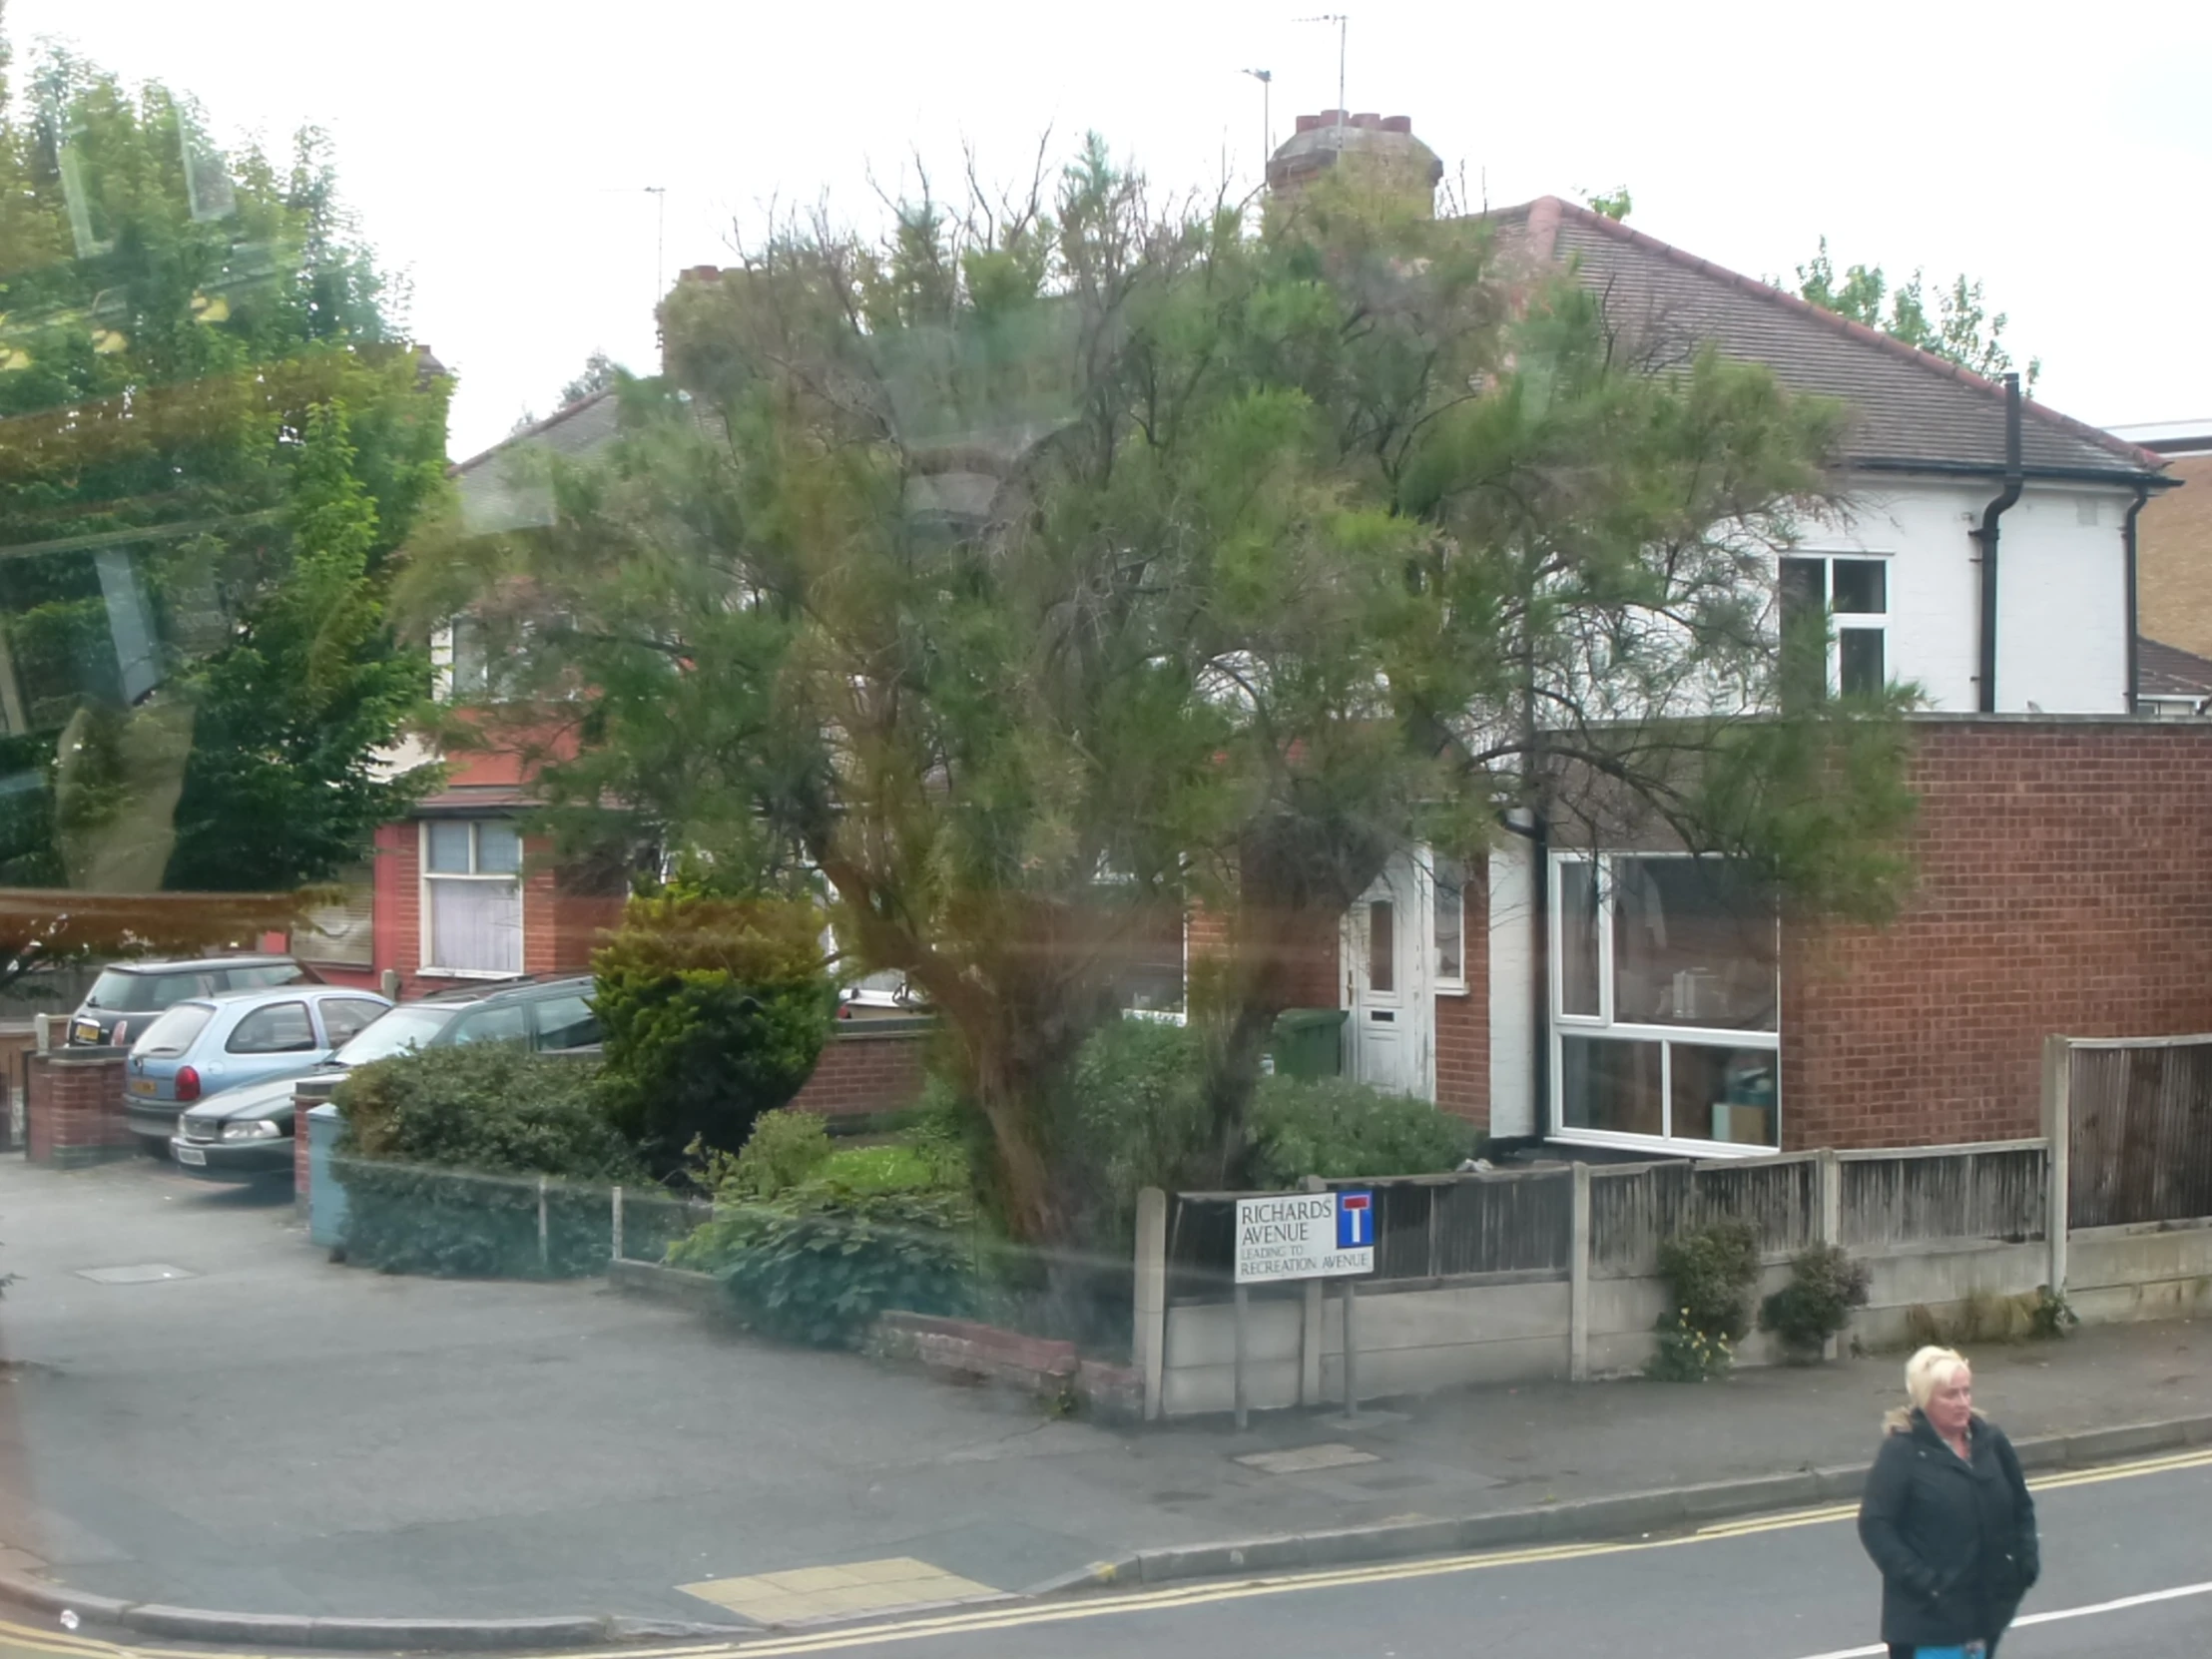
[130,1002,217,1056]
[86,969,206,1013]
[332,1005,458,1065]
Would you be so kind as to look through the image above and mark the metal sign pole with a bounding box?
[1343,1279,1360,1419]
[1232,1285,1250,1430]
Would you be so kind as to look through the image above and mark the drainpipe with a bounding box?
[2123,482,2151,714]
[1971,373,2024,713]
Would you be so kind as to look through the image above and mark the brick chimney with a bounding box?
[1267,112,1442,216]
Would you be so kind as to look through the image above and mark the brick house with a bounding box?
[1218,121,2199,1161]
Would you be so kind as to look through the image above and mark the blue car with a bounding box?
[122,985,392,1156]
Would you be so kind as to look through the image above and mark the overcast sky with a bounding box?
[15,0,2209,461]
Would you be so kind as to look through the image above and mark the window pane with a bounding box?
[321,998,387,1046]
[133,1003,215,1055]
[1839,628,1885,698]
[425,821,473,873]
[450,1003,529,1045]
[1558,858,1601,1017]
[1560,1034,1663,1137]
[476,821,522,873]
[450,617,489,698]
[1671,1044,1780,1147]
[1433,855,1464,983]
[1778,557,1826,626]
[533,992,600,1050]
[1367,898,1395,993]
[1611,856,1778,1030]
[426,877,523,972]
[1830,559,1886,616]
[228,1001,316,1054]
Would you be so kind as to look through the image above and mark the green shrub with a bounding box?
[1061,1018,1211,1233]
[1246,1074,1473,1187]
[334,1045,646,1278]
[722,1107,834,1200]
[593,891,836,1170]
[1759,1244,1872,1361]
[1647,1220,1761,1382]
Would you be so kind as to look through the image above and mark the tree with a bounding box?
[405,141,1914,1247]
[559,349,622,406]
[0,32,447,984]
[1790,238,2039,394]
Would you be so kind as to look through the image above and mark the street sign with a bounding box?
[1234,1189,1377,1284]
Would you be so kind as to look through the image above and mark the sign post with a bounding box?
[1233,1188,1375,1421]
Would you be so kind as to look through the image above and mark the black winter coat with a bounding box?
[1857,1409,2039,1647]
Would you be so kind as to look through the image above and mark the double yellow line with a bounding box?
[3,1447,2207,1659]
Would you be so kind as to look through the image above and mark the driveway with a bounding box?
[0,1156,1145,1621]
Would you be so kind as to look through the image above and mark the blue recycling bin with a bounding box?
[307,1103,349,1250]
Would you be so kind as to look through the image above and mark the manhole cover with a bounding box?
[73,1264,197,1285]
[1234,1442,1382,1474]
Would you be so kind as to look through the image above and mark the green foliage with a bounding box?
[718,1106,833,1200]
[1791,238,2040,394]
[1580,186,1632,221]
[592,891,836,1170]
[1758,1243,1872,1361]
[333,1044,645,1278]
[409,133,1915,1246]
[1646,1314,1734,1382]
[669,1107,981,1347]
[1059,1018,1212,1234]
[1246,1075,1473,1188]
[1648,1220,1761,1380]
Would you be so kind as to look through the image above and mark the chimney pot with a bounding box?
[1295,114,1322,134]
[683,265,722,282]
[1352,112,1381,129]
[1319,108,1348,126]
[1381,115,1411,134]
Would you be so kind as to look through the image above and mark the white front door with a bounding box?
[1344,852,1434,1099]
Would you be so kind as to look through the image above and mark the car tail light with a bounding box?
[175,1066,201,1102]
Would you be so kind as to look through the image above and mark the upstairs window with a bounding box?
[1780,555,1889,701]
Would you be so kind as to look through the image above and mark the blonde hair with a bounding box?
[1883,1346,1971,1431]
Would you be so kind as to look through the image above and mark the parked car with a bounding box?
[123,985,392,1155]
[68,954,313,1050]
[171,976,602,1183]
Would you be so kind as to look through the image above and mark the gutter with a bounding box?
[2123,483,2151,714]
[1970,374,2024,714]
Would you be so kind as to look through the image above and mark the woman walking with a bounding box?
[1858,1346,2039,1657]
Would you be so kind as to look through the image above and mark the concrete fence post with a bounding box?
[1818,1148,1844,1361]
[1301,1175,1326,1406]
[1134,1187,1168,1421]
[1568,1161,1591,1382]
[610,1185,625,1264]
[537,1176,551,1272]
[2040,1034,2071,1296]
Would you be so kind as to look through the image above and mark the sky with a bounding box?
[13,0,2210,462]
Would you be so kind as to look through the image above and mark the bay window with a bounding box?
[1550,851,1779,1150]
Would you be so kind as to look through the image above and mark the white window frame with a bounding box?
[418,819,525,979]
[1781,552,1891,700]
[1547,849,1781,1158]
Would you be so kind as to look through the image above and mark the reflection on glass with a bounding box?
[1558,857,1601,1017]
[1610,856,1777,1030]
[1831,559,1886,615]
[1671,1043,1780,1147]
[1560,1034,1663,1137]
[1840,628,1885,698]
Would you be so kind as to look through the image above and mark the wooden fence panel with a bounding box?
[1589,1157,1817,1278]
[1840,1146,2047,1247]
[2068,1042,2212,1230]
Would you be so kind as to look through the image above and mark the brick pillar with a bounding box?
[25,1051,133,1168]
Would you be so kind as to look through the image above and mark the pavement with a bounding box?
[1,1153,2209,1642]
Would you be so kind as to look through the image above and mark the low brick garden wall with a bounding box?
[25,1049,132,1168]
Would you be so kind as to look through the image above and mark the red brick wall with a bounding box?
[1782,720,2212,1149]
[1186,902,1343,1009]
[369,824,617,999]
[371,821,420,992]
[787,1022,933,1118]
[26,1052,131,1166]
